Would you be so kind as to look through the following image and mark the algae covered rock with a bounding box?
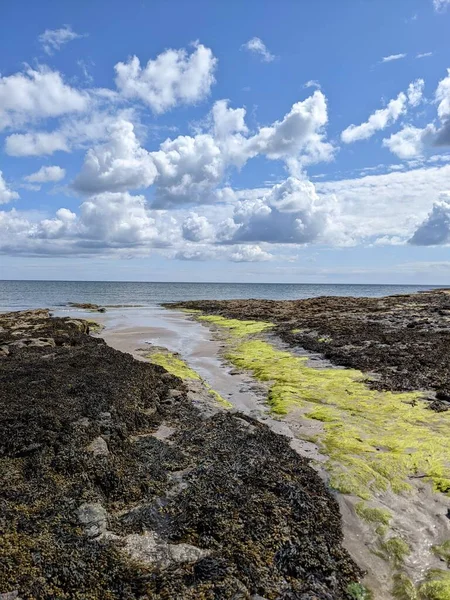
[0,309,362,599]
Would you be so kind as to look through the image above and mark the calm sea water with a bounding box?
[0,280,443,312]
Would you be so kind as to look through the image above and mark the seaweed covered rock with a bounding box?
[169,290,450,398]
[0,310,362,599]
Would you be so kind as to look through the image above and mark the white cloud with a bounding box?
[3,163,450,257]
[4,108,136,157]
[245,91,334,168]
[384,70,450,158]
[182,213,215,242]
[433,0,450,12]
[230,245,273,262]
[5,131,69,156]
[143,93,333,207]
[22,192,178,253]
[241,37,275,62]
[24,165,66,183]
[436,68,450,119]
[0,66,88,131]
[382,53,407,63]
[409,192,450,245]
[416,52,433,59]
[407,79,425,107]
[73,119,157,194]
[39,25,84,55]
[114,43,217,113]
[0,172,19,204]
[383,125,436,159]
[219,177,342,245]
[341,91,407,143]
[318,164,450,240]
[304,80,321,90]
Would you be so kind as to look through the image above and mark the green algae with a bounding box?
[418,570,450,599]
[204,382,233,408]
[147,351,201,381]
[86,319,104,333]
[179,308,202,314]
[355,502,392,526]
[393,573,418,599]
[347,582,374,599]
[147,350,232,409]
[378,537,410,567]
[198,314,273,336]
[218,335,450,499]
[432,541,450,566]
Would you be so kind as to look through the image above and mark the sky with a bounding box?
[1,0,450,283]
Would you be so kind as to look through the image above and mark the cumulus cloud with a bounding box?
[151,132,225,207]
[382,125,436,159]
[115,43,217,113]
[230,245,273,262]
[245,91,334,168]
[384,70,450,158]
[241,37,275,62]
[133,93,332,207]
[0,172,19,204]
[6,192,179,255]
[219,177,341,245]
[382,53,407,63]
[39,25,84,55]
[182,213,215,242]
[341,91,407,143]
[0,66,88,131]
[73,120,157,194]
[409,192,450,245]
[24,165,66,183]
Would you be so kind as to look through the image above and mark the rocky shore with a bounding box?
[169,289,450,405]
[0,309,362,599]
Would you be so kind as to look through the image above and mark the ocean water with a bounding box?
[0,280,444,312]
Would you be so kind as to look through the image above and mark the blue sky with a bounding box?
[1,0,450,282]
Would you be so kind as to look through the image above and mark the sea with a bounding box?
[0,280,444,313]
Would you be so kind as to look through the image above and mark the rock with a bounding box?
[123,531,209,569]
[67,303,106,313]
[436,390,450,402]
[65,319,89,333]
[77,503,108,538]
[429,400,449,412]
[0,591,21,600]
[8,338,55,349]
[152,424,176,442]
[168,389,183,399]
[86,436,109,456]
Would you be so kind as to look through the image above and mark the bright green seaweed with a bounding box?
[147,350,232,408]
[222,337,450,500]
[147,351,202,381]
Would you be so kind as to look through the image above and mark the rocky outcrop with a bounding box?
[169,289,450,402]
[0,309,362,599]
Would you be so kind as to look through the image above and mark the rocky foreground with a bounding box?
[170,289,450,405]
[0,310,362,599]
